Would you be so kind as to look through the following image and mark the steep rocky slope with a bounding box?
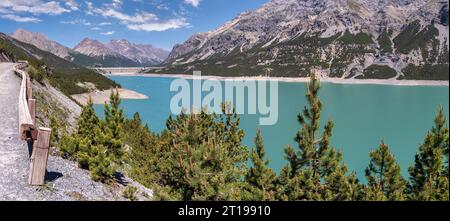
[163,0,449,80]
[11,29,71,59]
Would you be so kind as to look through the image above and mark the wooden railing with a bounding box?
[14,62,52,186]
[16,68,36,139]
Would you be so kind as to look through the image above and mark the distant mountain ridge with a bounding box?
[11,29,71,59]
[0,32,118,95]
[107,39,169,66]
[73,38,169,67]
[163,0,449,80]
[10,29,169,67]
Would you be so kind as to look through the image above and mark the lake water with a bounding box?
[94,76,449,180]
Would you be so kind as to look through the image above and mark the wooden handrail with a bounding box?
[16,68,35,140]
[14,62,52,185]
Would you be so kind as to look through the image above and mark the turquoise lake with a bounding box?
[94,76,449,180]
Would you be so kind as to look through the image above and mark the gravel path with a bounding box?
[0,62,152,201]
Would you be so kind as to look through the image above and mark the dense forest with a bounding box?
[52,74,449,201]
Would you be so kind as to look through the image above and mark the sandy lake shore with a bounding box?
[105,72,449,86]
[72,88,149,105]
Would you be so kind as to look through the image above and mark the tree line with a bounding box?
[54,74,449,201]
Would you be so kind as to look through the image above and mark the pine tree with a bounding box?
[49,116,61,148]
[408,107,449,201]
[365,141,406,201]
[59,96,117,182]
[77,97,100,141]
[60,97,99,160]
[125,112,159,186]
[322,149,361,201]
[103,89,125,165]
[155,105,248,201]
[278,72,356,201]
[245,129,277,201]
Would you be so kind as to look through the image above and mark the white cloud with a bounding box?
[127,18,189,32]
[98,22,112,26]
[87,2,190,32]
[184,0,201,7]
[86,1,94,15]
[111,0,122,9]
[95,8,157,23]
[90,27,101,30]
[0,0,72,15]
[100,31,115,35]
[65,0,79,11]
[1,14,41,23]
[60,19,91,26]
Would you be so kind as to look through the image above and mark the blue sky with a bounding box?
[0,0,268,51]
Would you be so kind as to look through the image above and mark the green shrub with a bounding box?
[338,30,374,45]
[356,65,398,79]
[123,186,138,201]
[59,135,79,160]
[85,144,116,182]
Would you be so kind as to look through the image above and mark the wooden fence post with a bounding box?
[28,127,52,186]
[28,99,36,126]
[26,79,32,100]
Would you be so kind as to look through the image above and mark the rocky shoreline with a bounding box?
[71,88,149,105]
[105,72,449,86]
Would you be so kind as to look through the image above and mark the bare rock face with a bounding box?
[11,29,71,59]
[107,39,169,66]
[164,0,449,80]
[73,38,169,66]
[74,38,118,57]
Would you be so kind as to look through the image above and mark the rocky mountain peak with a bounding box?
[163,0,448,80]
[11,29,71,59]
[74,38,117,57]
[106,39,169,65]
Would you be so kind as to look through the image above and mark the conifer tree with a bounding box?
[245,129,277,201]
[49,116,62,147]
[103,89,125,165]
[59,96,118,182]
[156,105,248,201]
[365,141,406,201]
[408,107,449,201]
[60,97,99,159]
[278,72,356,201]
[125,112,160,186]
[77,97,100,141]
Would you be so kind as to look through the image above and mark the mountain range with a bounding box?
[0,32,118,95]
[162,0,449,80]
[4,0,450,80]
[11,29,169,68]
